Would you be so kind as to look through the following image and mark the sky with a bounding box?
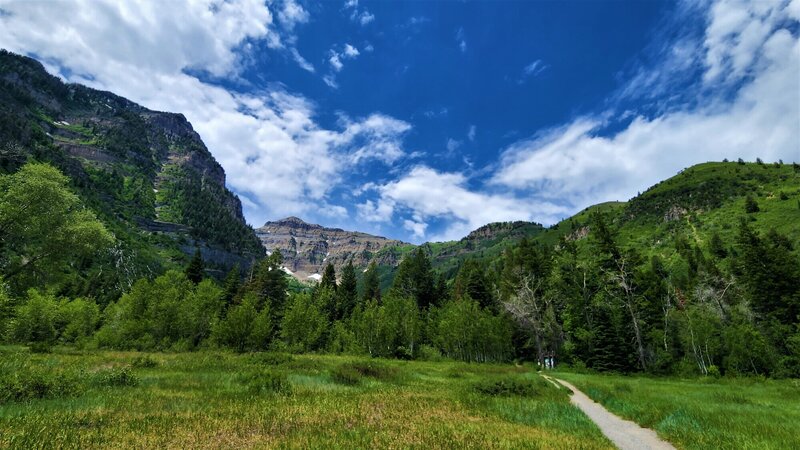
[0,0,798,243]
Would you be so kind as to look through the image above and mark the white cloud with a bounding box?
[278,0,309,31]
[493,0,799,212]
[325,43,361,83]
[329,52,344,71]
[344,0,374,26]
[358,12,375,25]
[357,199,395,222]
[468,125,476,141]
[403,219,428,239]
[446,138,462,153]
[372,166,568,241]
[520,59,548,81]
[290,47,315,72]
[343,43,360,58]
[0,0,410,227]
[456,27,467,53]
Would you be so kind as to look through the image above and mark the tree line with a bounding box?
[1,161,798,376]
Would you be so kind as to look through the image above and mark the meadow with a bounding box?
[555,372,800,449]
[0,346,611,449]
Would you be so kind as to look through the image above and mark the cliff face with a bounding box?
[256,217,408,280]
[0,50,264,274]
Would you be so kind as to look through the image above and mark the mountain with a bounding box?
[256,217,407,280]
[533,161,800,253]
[0,50,263,297]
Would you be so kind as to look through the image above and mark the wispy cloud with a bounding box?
[518,59,548,83]
[343,0,374,26]
[456,27,467,53]
[467,125,476,141]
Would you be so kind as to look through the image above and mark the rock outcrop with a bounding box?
[256,217,408,281]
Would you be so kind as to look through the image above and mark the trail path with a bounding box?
[543,375,676,450]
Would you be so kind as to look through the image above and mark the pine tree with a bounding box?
[185,248,205,284]
[320,263,337,292]
[337,261,358,320]
[222,263,242,307]
[392,248,436,309]
[709,232,728,259]
[361,261,381,304]
[745,195,760,213]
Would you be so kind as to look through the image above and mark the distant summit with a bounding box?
[255,218,407,281]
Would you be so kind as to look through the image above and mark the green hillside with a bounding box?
[0,50,263,300]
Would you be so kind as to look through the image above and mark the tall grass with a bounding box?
[0,347,612,449]
[556,371,800,449]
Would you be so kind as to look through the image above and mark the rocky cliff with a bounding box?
[0,50,264,278]
[256,217,408,281]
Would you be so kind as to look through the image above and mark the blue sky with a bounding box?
[1,0,798,242]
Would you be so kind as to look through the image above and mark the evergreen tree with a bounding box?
[249,251,288,313]
[709,232,728,259]
[185,248,205,284]
[453,259,494,309]
[361,261,381,304]
[337,261,358,320]
[222,263,242,307]
[392,248,436,309]
[320,263,337,292]
[744,195,760,213]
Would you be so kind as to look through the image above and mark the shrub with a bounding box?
[28,342,52,353]
[0,367,82,403]
[249,352,294,366]
[473,377,543,397]
[345,361,399,381]
[330,365,362,385]
[240,370,291,395]
[131,355,158,368]
[92,367,139,387]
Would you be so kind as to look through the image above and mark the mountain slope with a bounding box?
[0,50,264,296]
[256,217,407,280]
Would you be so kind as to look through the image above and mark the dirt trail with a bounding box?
[544,376,676,450]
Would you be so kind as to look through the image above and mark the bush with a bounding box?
[28,341,52,353]
[417,344,443,362]
[345,361,399,381]
[330,365,362,385]
[92,367,139,387]
[131,355,158,369]
[249,352,294,366]
[473,377,543,397]
[240,370,291,395]
[0,367,82,403]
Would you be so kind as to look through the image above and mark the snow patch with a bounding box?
[307,273,322,281]
[281,266,293,275]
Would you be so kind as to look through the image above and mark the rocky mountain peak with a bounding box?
[255,218,407,281]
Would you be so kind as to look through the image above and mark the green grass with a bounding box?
[0,346,611,449]
[554,371,800,449]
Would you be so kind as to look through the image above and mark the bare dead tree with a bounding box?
[606,256,648,371]
[502,274,548,366]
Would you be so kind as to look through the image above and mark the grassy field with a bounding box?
[0,347,611,449]
[555,372,800,449]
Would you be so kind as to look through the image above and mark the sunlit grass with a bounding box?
[555,371,800,449]
[0,347,611,449]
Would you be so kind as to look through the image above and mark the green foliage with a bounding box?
[239,369,292,395]
[473,377,544,397]
[431,297,512,363]
[185,248,205,284]
[212,292,261,353]
[96,270,223,350]
[9,289,57,344]
[0,163,113,293]
[91,367,139,387]
[337,261,358,319]
[391,247,437,309]
[280,293,328,353]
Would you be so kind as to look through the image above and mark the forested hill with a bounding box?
[0,50,263,301]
